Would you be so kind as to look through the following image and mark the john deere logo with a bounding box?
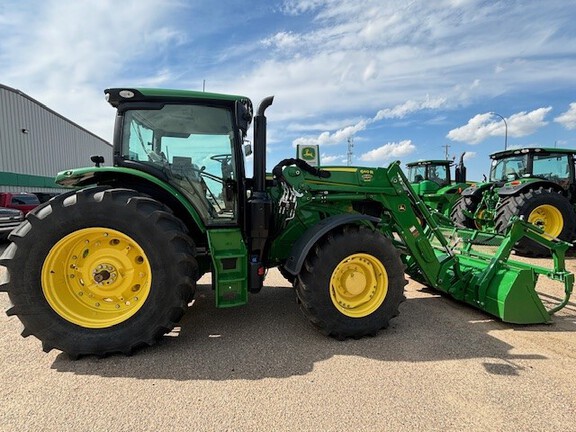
[297,144,320,166]
[302,147,316,161]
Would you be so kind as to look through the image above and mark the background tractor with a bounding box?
[406,154,469,216]
[450,147,576,256]
[0,89,572,358]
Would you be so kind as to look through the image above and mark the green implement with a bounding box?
[284,160,572,326]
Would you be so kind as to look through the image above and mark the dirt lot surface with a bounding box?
[1,242,575,432]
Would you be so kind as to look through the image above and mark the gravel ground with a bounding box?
[1,242,575,432]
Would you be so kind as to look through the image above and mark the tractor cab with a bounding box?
[407,154,468,216]
[407,160,452,194]
[106,88,254,227]
[489,148,576,191]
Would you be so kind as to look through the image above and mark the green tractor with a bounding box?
[406,154,469,216]
[1,88,573,358]
[451,147,576,256]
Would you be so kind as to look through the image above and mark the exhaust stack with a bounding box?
[253,96,274,193]
[247,96,274,293]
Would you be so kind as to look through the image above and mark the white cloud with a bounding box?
[321,154,345,164]
[374,97,448,120]
[359,140,416,163]
[287,117,364,132]
[462,151,476,160]
[237,0,576,143]
[293,119,369,147]
[290,95,449,149]
[0,0,184,141]
[362,61,378,82]
[554,103,576,130]
[281,0,328,16]
[446,108,552,144]
[447,113,502,144]
[507,108,552,136]
[261,31,302,50]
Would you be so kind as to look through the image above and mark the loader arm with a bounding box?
[382,161,573,323]
[277,159,574,324]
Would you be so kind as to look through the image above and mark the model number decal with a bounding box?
[360,169,374,182]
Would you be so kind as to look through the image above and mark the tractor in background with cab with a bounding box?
[406,153,469,217]
[450,147,576,257]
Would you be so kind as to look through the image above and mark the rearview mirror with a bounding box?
[243,141,252,157]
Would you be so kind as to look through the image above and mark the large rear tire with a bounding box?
[494,187,576,257]
[450,196,479,229]
[295,226,406,339]
[0,187,198,358]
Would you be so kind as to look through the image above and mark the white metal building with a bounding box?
[0,84,112,193]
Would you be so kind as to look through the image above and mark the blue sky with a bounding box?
[1,0,576,181]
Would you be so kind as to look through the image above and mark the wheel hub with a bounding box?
[330,253,388,318]
[41,228,152,328]
[92,264,117,285]
[342,270,367,296]
[528,204,563,239]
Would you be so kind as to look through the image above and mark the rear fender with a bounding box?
[282,214,380,275]
[498,179,564,197]
[461,183,492,198]
[56,166,207,233]
[436,183,467,195]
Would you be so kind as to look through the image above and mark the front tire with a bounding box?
[494,187,576,257]
[295,226,406,339]
[0,187,198,357]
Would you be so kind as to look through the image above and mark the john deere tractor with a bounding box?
[407,154,468,216]
[1,88,573,358]
[451,148,576,256]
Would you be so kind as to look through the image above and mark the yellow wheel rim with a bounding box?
[474,208,485,230]
[330,253,388,318]
[528,204,564,239]
[41,228,152,328]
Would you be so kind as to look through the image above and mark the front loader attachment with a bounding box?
[481,266,549,324]
[385,162,573,325]
[450,220,574,324]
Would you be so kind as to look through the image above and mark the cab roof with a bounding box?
[406,160,452,167]
[490,147,576,160]
[104,87,251,108]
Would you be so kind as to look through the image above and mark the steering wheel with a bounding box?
[210,154,232,164]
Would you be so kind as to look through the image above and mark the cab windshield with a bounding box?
[408,166,427,183]
[490,154,527,182]
[408,164,449,186]
[121,104,240,224]
[426,164,449,186]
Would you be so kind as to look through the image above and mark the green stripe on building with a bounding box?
[0,171,62,189]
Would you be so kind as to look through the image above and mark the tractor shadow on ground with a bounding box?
[51,280,572,381]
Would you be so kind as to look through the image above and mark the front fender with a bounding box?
[283,214,380,275]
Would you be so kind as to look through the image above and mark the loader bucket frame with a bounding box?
[386,162,573,324]
[452,221,574,323]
